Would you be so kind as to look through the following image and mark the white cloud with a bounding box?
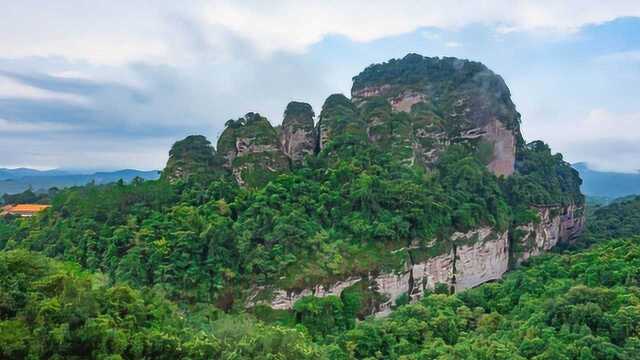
[445,42,463,48]
[201,1,640,54]
[524,108,640,172]
[1,1,639,64]
[560,109,640,144]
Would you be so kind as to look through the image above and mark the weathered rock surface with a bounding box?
[374,250,455,316]
[352,54,522,176]
[264,277,361,310]
[483,119,516,176]
[280,102,316,163]
[454,228,509,290]
[251,227,512,316]
[515,204,586,264]
[216,113,290,187]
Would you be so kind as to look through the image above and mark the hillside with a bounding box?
[0,55,585,322]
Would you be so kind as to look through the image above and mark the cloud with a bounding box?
[0,132,173,170]
[525,108,640,172]
[2,1,639,64]
[202,1,640,54]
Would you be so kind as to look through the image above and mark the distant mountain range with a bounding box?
[0,168,160,195]
[573,162,640,200]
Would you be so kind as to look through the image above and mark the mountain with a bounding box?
[0,54,584,320]
[0,167,71,180]
[0,168,160,195]
[573,162,640,199]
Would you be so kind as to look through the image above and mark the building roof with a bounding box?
[1,204,50,215]
[10,204,50,212]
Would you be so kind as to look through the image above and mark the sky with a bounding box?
[1,1,639,172]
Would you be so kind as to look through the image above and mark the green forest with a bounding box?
[1,193,639,359]
[0,138,581,307]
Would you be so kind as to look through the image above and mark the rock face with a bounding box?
[216,113,290,187]
[483,119,516,176]
[515,204,586,264]
[162,135,220,182]
[252,227,512,316]
[251,277,362,310]
[280,102,316,163]
[454,229,510,290]
[352,54,521,175]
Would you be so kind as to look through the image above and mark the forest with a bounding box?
[1,192,638,359]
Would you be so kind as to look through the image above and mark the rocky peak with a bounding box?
[315,94,366,152]
[351,53,522,176]
[280,101,316,163]
[216,112,289,187]
[162,135,220,183]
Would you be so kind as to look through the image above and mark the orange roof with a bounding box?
[7,204,50,213]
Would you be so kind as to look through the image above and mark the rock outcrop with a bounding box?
[453,228,510,290]
[162,135,221,182]
[352,54,521,175]
[216,113,290,187]
[514,204,586,264]
[280,102,316,163]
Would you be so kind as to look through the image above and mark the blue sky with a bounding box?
[1,1,639,172]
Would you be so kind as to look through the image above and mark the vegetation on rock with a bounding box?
[162,135,221,183]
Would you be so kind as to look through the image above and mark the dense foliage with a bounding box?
[1,188,53,205]
[2,199,639,359]
[0,249,321,359]
[586,195,640,244]
[0,144,504,303]
[352,54,521,131]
